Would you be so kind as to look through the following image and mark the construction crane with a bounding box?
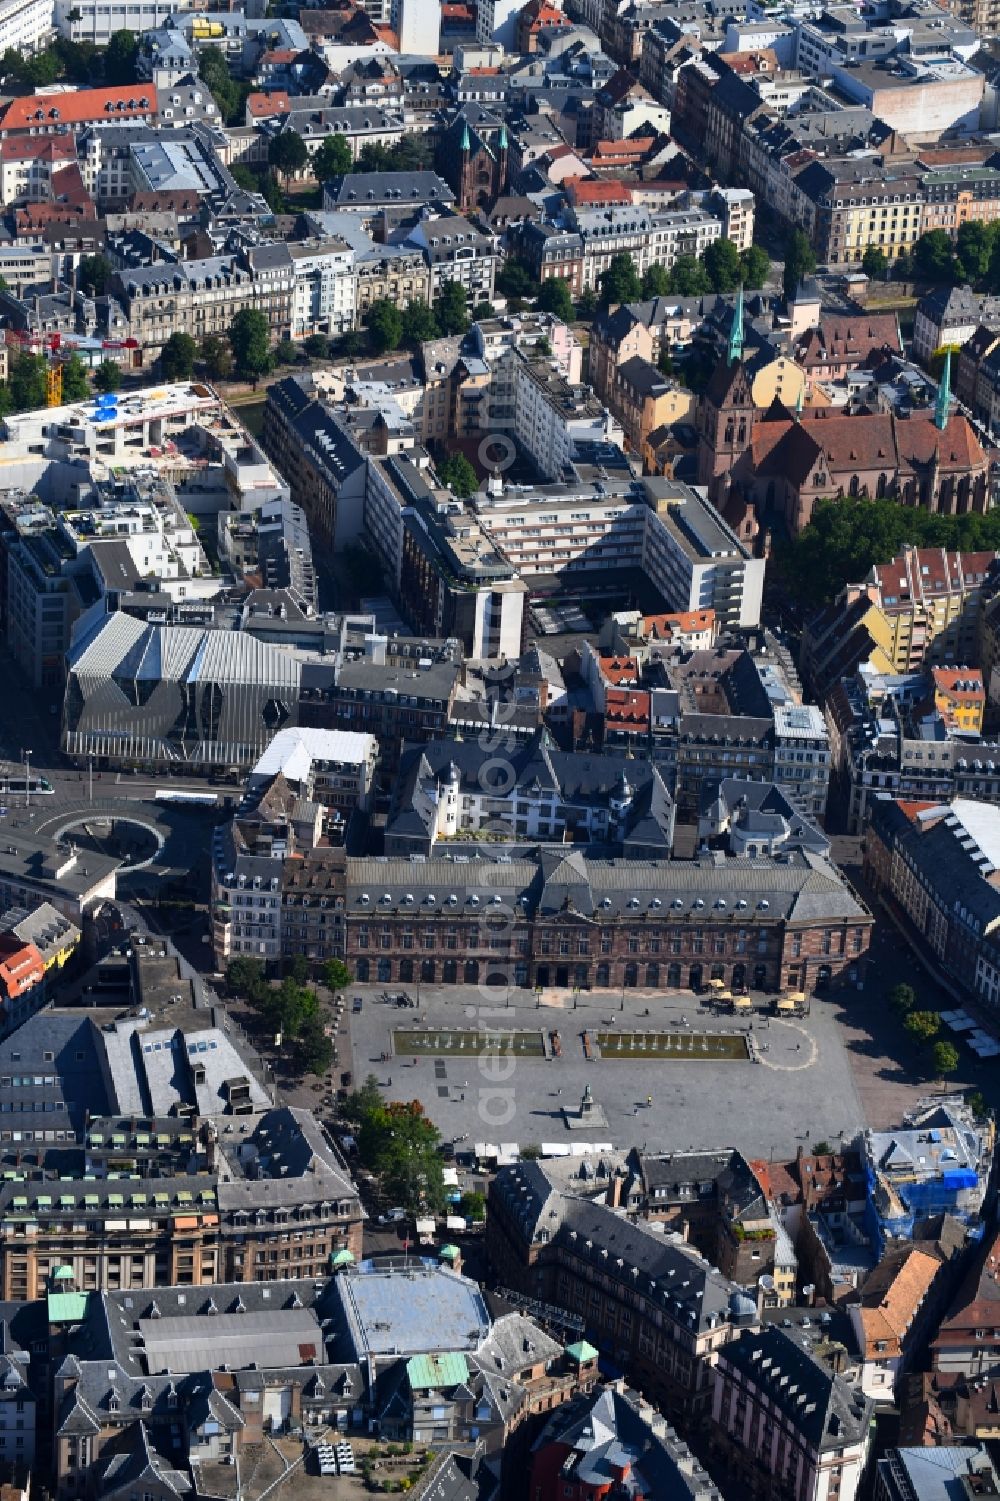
[7,330,69,407]
[46,359,62,408]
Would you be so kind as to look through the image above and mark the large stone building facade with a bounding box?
[343,849,871,994]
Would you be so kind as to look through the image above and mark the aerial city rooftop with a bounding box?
[0,0,998,1497]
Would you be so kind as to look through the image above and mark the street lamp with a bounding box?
[23,749,31,810]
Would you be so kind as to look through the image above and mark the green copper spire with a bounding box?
[935,346,951,431]
[461,121,471,152]
[728,284,744,365]
[499,121,508,149]
[795,383,804,420]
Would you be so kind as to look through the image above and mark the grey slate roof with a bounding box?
[719,1325,872,1453]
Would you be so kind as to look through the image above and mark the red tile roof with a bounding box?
[246,90,290,118]
[872,547,997,604]
[641,609,716,639]
[604,687,650,729]
[0,939,43,1000]
[566,177,632,206]
[932,667,985,701]
[1,85,157,132]
[0,134,75,163]
[600,655,641,685]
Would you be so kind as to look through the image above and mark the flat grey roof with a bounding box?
[138,1307,323,1374]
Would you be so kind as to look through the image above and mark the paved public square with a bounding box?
[348,981,867,1157]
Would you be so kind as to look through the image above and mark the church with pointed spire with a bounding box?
[695,294,989,535]
[437,108,509,213]
[696,289,756,492]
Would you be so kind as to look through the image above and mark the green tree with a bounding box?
[862,246,889,280]
[913,229,956,285]
[104,28,138,85]
[269,131,308,182]
[274,337,297,365]
[434,280,469,336]
[337,329,362,358]
[536,276,575,322]
[968,1090,990,1119]
[472,301,495,320]
[401,300,440,345]
[285,954,310,985]
[228,308,272,381]
[88,357,117,393]
[783,228,817,301]
[260,170,284,214]
[78,253,113,297]
[932,1040,960,1078]
[8,353,48,412]
[459,1190,486,1222]
[256,976,319,1039]
[599,252,642,305]
[323,959,351,992]
[496,257,534,298]
[198,43,239,122]
[365,299,402,355]
[61,353,90,401]
[160,331,197,381]
[904,1010,941,1044]
[312,133,352,180]
[436,452,478,497]
[389,134,435,172]
[956,218,992,283]
[740,243,770,289]
[296,1013,333,1075]
[888,982,916,1016]
[227,957,265,993]
[358,1099,446,1215]
[668,254,711,296]
[200,334,233,380]
[343,1073,383,1121]
[304,333,331,360]
[703,238,742,293]
[231,163,260,192]
[640,263,671,298]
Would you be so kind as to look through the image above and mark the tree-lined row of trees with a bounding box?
[0,27,139,89]
[597,241,771,306]
[364,281,478,355]
[225,957,333,1075]
[342,1076,447,1215]
[778,496,1000,606]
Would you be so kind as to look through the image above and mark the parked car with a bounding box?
[352,996,363,1013]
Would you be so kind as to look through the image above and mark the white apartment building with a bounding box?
[573,206,723,292]
[0,0,53,56]
[247,727,379,811]
[707,187,755,253]
[0,244,57,291]
[211,835,284,964]
[471,312,583,383]
[404,215,498,303]
[499,347,624,481]
[472,477,765,630]
[772,703,832,823]
[473,479,649,579]
[642,481,765,631]
[289,238,355,339]
[475,0,523,47]
[54,0,179,44]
